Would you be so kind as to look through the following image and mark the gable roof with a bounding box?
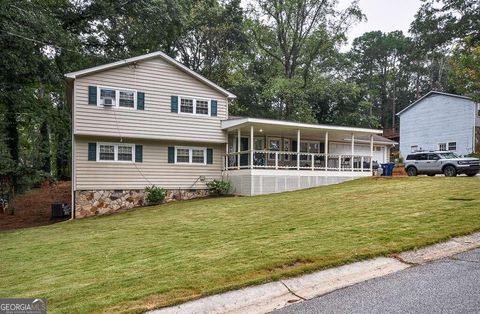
[64,51,236,99]
[397,91,472,116]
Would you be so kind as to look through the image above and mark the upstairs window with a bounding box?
[411,145,418,153]
[98,86,137,109]
[196,100,209,115]
[448,142,457,151]
[438,143,447,151]
[119,91,135,108]
[178,96,210,115]
[180,98,194,113]
[100,88,116,106]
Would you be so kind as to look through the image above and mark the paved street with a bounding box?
[274,248,480,314]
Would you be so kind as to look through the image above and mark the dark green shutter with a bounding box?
[135,145,143,162]
[168,147,175,163]
[211,100,217,116]
[137,92,145,110]
[88,143,96,161]
[171,96,178,112]
[88,86,97,105]
[207,148,213,164]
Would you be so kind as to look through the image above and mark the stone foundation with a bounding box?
[75,189,209,218]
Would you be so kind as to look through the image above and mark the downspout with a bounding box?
[68,79,76,220]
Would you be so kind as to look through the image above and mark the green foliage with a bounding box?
[450,41,480,102]
[206,180,231,195]
[145,186,167,205]
[1,0,479,197]
[2,178,480,313]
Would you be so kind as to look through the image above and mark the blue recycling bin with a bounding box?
[381,162,395,176]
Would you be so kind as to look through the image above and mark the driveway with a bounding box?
[273,248,480,314]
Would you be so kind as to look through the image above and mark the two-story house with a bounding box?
[397,91,480,158]
[66,51,396,218]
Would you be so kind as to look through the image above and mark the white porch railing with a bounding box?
[224,150,373,172]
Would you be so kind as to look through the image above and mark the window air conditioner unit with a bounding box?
[102,98,114,106]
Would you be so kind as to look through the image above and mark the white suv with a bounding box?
[404,151,479,177]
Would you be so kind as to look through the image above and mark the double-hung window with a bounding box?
[98,143,134,162]
[438,143,447,151]
[119,90,135,108]
[179,97,210,115]
[175,147,206,164]
[180,98,194,113]
[98,86,137,109]
[448,142,457,151]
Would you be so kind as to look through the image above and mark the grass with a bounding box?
[1,177,480,313]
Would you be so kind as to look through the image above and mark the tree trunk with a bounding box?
[39,121,51,174]
[5,97,19,192]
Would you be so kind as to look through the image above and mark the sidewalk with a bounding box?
[149,232,480,314]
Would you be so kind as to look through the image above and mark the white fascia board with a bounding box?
[221,118,383,134]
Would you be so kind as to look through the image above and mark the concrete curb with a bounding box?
[397,232,480,264]
[149,232,480,314]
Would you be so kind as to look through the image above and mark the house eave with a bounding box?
[64,51,236,99]
[221,117,383,135]
[397,91,472,116]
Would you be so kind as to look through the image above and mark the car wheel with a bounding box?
[443,165,457,177]
[407,167,417,176]
[466,172,478,177]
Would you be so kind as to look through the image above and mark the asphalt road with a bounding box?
[273,248,480,314]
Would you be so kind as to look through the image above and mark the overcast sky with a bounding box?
[338,0,422,45]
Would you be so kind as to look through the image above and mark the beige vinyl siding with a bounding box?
[74,138,224,190]
[74,58,228,143]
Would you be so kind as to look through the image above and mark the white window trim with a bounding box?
[177,95,211,116]
[174,146,207,165]
[411,145,418,153]
[97,142,135,163]
[97,86,137,110]
[438,143,447,151]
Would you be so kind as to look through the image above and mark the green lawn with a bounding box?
[1,177,480,313]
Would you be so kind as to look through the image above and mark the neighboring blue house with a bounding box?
[397,91,480,158]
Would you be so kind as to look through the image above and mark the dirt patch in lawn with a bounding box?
[0,181,71,231]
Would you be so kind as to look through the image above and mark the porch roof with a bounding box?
[222,117,383,137]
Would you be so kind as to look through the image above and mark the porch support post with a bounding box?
[250,125,254,169]
[225,142,228,171]
[297,129,301,170]
[237,128,241,170]
[351,133,355,171]
[370,134,374,173]
[324,132,329,171]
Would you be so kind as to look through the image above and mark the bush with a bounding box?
[145,185,166,205]
[206,180,231,195]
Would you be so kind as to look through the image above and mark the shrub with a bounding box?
[145,185,166,205]
[206,180,231,195]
